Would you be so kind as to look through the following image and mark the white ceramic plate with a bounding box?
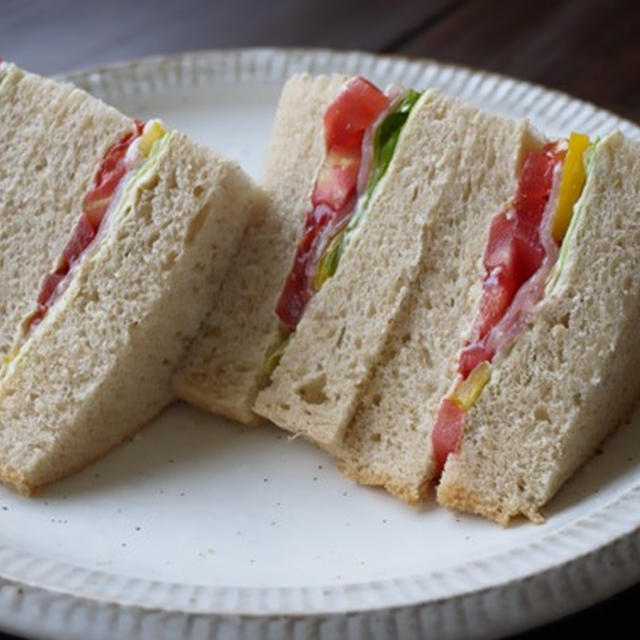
[1,48,640,640]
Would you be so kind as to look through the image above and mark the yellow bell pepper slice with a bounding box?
[551,132,590,244]
[2,347,18,365]
[449,361,491,410]
[138,119,166,158]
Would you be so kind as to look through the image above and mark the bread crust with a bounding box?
[436,482,543,525]
[336,458,429,505]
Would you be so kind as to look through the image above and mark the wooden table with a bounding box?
[1,1,639,638]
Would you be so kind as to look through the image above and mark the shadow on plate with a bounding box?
[37,402,278,500]
[545,404,640,519]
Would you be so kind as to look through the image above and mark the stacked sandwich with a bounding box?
[177,73,640,524]
[2,59,639,526]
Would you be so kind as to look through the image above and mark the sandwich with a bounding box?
[195,72,639,525]
[178,73,491,432]
[173,74,352,424]
[253,75,450,447]
[251,74,541,452]
[0,60,262,494]
[435,131,640,523]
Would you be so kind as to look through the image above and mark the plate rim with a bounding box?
[1,46,640,640]
[59,46,640,140]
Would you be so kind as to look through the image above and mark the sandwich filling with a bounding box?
[431,133,592,476]
[4,119,170,364]
[0,59,7,86]
[266,78,422,372]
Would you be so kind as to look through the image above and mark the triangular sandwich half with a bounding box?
[436,131,640,523]
[174,74,349,424]
[0,61,262,493]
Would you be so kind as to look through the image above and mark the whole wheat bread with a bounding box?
[437,132,640,524]
[174,74,348,425]
[254,90,539,458]
[336,107,542,504]
[0,64,136,357]
[255,90,461,445]
[0,66,259,493]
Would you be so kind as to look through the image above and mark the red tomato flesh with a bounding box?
[36,272,66,308]
[275,203,336,328]
[458,343,494,381]
[324,78,390,154]
[433,143,564,476]
[84,120,143,229]
[29,121,144,330]
[276,77,389,331]
[432,399,466,478]
[62,214,96,268]
[458,144,563,377]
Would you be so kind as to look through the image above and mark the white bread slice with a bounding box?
[437,132,640,524]
[254,89,524,450]
[0,64,137,356]
[336,112,542,504]
[173,74,348,425]
[0,69,259,494]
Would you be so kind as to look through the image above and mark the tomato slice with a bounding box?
[432,398,466,478]
[27,307,46,329]
[84,198,110,230]
[26,122,144,334]
[512,144,561,280]
[312,152,360,212]
[62,213,96,268]
[324,77,390,154]
[37,272,66,308]
[457,145,563,377]
[484,210,516,270]
[276,203,335,329]
[83,120,143,230]
[85,162,127,208]
[458,342,494,380]
[475,210,522,340]
[276,77,389,331]
[514,145,559,234]
[437,143,565,473]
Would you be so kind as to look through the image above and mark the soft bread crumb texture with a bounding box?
[255,90,538,463]
[0,65,136,357]
[338,108,542,504]
[255,90,457,446]
[0,125,257,494]
[174,73,348,425]
[438,132,640,524]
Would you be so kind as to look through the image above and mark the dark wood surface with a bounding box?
[0,1,639,638]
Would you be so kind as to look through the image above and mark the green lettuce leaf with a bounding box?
[264,331,292,375]
[269,91,423,375]
[314,90,422,291]
[364,89,422,205]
